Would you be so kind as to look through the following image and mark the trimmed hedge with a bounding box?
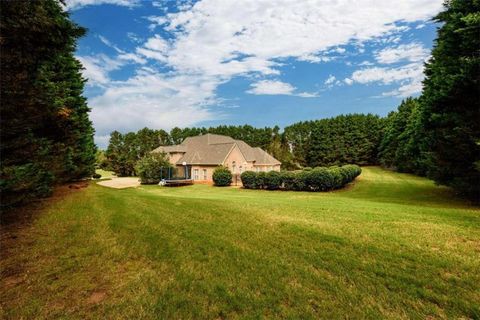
[212,166,232,186]
[241,171,256,189]
[255,171,267,189]
[265,171,282,190]
[240,165,361,192]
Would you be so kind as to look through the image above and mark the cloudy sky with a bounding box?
[67,0,443,148]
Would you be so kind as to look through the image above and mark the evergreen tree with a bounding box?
[379,98,425,174]
[306,114,384,167]
[1,0,96,206]
[420,0,480,198]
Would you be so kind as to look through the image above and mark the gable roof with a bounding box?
[152,133,281,166]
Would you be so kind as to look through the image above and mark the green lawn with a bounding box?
[1,167,479,319]
[95,169,116,179]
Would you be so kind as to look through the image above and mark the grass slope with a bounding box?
[1,167,479,319]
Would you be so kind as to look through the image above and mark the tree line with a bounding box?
[101,114,385,176]
[379,0,479,199]
[1,1,96,207]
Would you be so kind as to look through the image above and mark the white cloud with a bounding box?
[82,0,443,145]
[382,81,423,97]
[246,80,319,97]
[98,35,124,53]
[344,78,354,85]
[297,92,320,98]
[324,75,336,85]
[118,53,147,64]
[77,54,124,86]
[347,42,430,97]
[358,60,374,66]
[146,16,168,31]
[90,72,220,138]
[351,63,424,84]
[65,0,138,10]
[247,80,295,95]
[375,43,430,64]
[127,32,142,43]
[349,62,425,97]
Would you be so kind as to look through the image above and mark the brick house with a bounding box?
[152,133,281,182]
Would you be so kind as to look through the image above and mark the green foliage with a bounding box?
[255,172,267,189]
[136,152,172,185]
[212,166,232,187]
[292,171,309,191]
[265,171,282,190]
[341,165,362,182]
[328,167,344,189]
[285,114,384,168]
[240,171,257,189]
[240,165,361,192]
[378,98,426,175]
[280,171,296,190]
[377,1,480,199]
[419,0,480,198]
[306,167,334,191]
[0,0,96,207]
[105,128,170,176]
[95,150,110,170]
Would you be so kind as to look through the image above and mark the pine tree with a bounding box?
[1,0,96,206]
[420,0,480,198]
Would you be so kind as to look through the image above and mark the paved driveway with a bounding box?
[97,177,140,189]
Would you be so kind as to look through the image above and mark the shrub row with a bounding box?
[241,165,361,191]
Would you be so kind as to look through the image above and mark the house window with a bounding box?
[203,169,207,180]
[256,167,260,173]
[194,169,199,180]
[239,166,243,173]
[232,161,236,174]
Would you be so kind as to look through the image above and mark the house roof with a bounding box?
[152,133,281,166]
[152,145,187,153]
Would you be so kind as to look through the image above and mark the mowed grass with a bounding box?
[95,169,116,179]
[1,167,479,319]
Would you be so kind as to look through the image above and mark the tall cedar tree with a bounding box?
[306,114,384,167]
[421,0,480,198]
[379,98,427,174]
[0,1,96,206]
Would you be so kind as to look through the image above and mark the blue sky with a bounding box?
[66,0,443,148]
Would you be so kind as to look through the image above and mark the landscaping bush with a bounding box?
[280,171,296,190]
[135,152,171,184]
[329,166,344,189]
[241,171,257,189]
[337,166,350,185]
[265,171,282,190]
[341,165,362,183]
[255,172,267,189]
[239,165,361,192]
[92,173,102,179]
[212,166,232,186]
[306,167,335,191]
[292,170,311,191]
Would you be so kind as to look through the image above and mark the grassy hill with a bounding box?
[1,167,479,319]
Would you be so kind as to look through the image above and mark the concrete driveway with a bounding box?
[97,177,140,189]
